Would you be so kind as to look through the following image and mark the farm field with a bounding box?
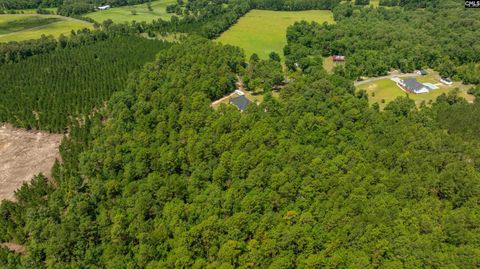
[0,15,60,34]
[85,0,176,23]
[357,71,475,109]
[217,9,334,60]
[0,14,92,42]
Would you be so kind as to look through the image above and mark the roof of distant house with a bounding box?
[230,95,250,111]
[402,78,427,93]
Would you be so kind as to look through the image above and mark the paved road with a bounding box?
[354,72,420,87]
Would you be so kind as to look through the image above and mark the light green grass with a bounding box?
[85,0,176,23]
[217,9,334,60]
[0,15,92,42]
[323,56,345,73]
[0,15,60,34]
[369,0,380,7]
[358,72,475,109]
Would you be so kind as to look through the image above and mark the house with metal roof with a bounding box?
[229,95,250,112]
[399,78,429,94]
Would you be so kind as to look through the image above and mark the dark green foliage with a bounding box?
[244,57,284,92]
[436,101,480,141]
[1,38,480,268]
[269,51,281,62]
[0,36,170,132]
[355,0,370,5]
[0,247,21,268]
[252,0,340,10]
[285,4,480,80]
[0,0,61,9]
[57,1,94,16]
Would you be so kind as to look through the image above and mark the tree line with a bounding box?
[285,1,480,82]
[0,35,170,132]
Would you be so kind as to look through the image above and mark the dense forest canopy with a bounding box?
[1,35,480,267]
[285,2,480,81]
[1,0,480,268]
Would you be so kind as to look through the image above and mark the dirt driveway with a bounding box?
[0,125,62,201]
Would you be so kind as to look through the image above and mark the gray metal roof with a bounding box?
[403,78,426,93]
[230,95,250,111]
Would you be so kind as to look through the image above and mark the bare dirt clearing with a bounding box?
[0,125,62,201]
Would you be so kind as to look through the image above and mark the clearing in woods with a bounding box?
[85,0,176,23]
[0,14,92,42]
[0,125,62,201]
[217,9,334,60]
[356,70,475,109]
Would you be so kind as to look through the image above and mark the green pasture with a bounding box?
[85,0,176,23]
[357,71,475,109]
[0,14,92,42]
[217,9,334,60]
[0,15,60,34]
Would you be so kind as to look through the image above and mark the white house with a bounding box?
[98,5,111,10]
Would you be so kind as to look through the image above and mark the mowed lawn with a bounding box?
[85,0,176,23]
[217,10,334,60]
[0,15,92,42]
[358,72,475,109]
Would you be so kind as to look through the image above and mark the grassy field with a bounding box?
[217,9,334,60]
[357,71,475,109]
[0,14,92,42]
[85,0,176,23]
[0,15,61,34]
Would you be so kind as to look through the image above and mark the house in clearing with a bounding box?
[230,95,250,112]
[332,55,345,62]
[97,5,111,10]
[399,78,429,94]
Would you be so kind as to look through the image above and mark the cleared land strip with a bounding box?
[0,125,62,201]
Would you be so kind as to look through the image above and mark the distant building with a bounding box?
[332,55,345,62]
[416,69,428,75]
[97,5,111,10]
[234,89,244,96]
[230,95,250,112]
[399,78,429,94]
[440,77,452,85]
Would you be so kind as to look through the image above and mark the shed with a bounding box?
[98,5,111,10]
[332,55,345,62]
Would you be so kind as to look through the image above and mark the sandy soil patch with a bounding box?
[0,125,62,201]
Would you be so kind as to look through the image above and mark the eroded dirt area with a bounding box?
[0,125,62,201]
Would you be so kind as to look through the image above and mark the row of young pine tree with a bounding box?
[0,35,170,132]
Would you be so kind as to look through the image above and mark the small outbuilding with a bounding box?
[440,77,452,85]
[97,5,111,10]
[230,95,250,112]
[332,55,345,62]
[416,69,428,76]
